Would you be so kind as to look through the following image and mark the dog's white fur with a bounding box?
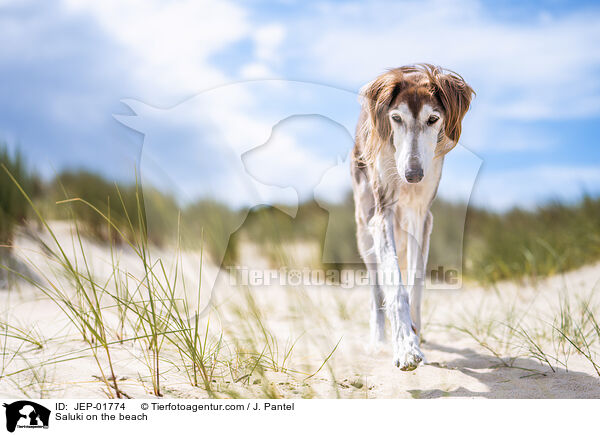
[351,64,473,370]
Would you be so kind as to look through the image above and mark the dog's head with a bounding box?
[360,64,474,184]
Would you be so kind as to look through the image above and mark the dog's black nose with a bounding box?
[405,168,424,183]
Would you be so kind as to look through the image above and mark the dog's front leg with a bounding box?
[405,209,429,338]
[408,210,433,338]
[368,211,423,370]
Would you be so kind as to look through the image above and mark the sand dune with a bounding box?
[1,224,599,399]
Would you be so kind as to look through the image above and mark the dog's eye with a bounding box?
[427,115,439,125]
[391,113,402,123]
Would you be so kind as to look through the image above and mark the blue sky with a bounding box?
[1,0,599,210]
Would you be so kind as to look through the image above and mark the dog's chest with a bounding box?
[393,161,443,211]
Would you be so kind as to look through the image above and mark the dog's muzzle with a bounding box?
[405,167,424,183]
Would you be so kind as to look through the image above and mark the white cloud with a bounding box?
[117,81,358,207]
[240,62,274,79]
[2,0,598,211]
[62,0,251,101]
[286,0,600,121]
[238,23,286,79]
[244,128,327,192]
[253,24,285,62]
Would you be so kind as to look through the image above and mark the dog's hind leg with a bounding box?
[413,210,433,338]
[356,223,385,346]
[405,210,432,340]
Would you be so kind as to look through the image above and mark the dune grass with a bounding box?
[464,197,600,283]
[2,159,600,397]
[19,165,600,285]
[0,166,343,398]
[0,144,39,246]
[446,278,600,377]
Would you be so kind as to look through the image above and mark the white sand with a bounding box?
[1,224,599,398]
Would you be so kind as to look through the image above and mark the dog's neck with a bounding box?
[375,152,444,212]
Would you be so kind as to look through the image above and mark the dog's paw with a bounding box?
[393,341,424,371]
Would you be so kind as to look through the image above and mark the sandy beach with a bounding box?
[1,223,599,399]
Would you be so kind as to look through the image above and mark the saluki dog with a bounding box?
[351,64,474,370]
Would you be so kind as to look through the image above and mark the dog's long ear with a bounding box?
[359,71,403,163]
[430,68,474,155]
[361,71,402,143]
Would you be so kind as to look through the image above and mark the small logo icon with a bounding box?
[3,401,50,433]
